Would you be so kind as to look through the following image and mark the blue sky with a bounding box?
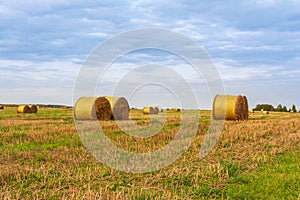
[0,0,300,109]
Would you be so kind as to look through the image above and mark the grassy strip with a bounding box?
[224,149,300,199]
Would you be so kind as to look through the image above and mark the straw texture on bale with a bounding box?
[74,97,112,120]
[104,96,130,120]
[17,105,31,114]
[29,105,38,113]
[241,96,249,120]
[143,107,154,114]
[153,107,159,114]
[213,94,248,121]
[0,105,4,110]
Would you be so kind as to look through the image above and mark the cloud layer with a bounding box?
[0,0,300,108]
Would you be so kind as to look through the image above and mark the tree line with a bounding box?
[253,104,298,112]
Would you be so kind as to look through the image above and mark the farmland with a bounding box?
[0,107,299,199]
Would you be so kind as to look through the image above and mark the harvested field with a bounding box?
[0,107,299,199]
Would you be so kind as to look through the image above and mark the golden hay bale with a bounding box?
[74,97,112,120]
[143,106,154,114]
[0,105,4,110]
[104,96,130,120]
[153,107,159,114]
[262,111,269,115]
[213,94,246,120]
[17,105,31,114]
[29,105,38,113]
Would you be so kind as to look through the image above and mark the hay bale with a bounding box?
[0,105,4,110]
[153,107,159,114]
[74,97,112,120]
[17,105,31,114]
[262,111,269,115]
[104,96,130,120]
[213,94,246,120]
[143,106,154,114]
[29,105,38,113]
[241,96,249,120]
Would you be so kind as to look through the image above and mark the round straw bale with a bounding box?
[241,96,249,120]
[262,111,269,115]
[0,105,4,110]
[29,105,38,113]
[104,96,130,120]
[74,97,112,120]
[143,107,154,114]
[213,95,244,120]
[153,107,159,114]
[17,105,31,114]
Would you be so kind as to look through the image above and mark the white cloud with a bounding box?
[0,1,300,107]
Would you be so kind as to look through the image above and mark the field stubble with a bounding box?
[0,108,299,199]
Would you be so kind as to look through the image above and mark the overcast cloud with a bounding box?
[0,0,299,108]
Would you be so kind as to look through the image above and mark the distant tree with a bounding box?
[276,104,283,112]
[292,104,297,112]
[282,106,288,112]
[253,104,275,111]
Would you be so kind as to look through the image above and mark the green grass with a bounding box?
[225,149,300,199]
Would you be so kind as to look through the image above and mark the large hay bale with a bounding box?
[143,106,154,114]
[104,96,130,120]
[29,105,38,113]
[17,105,31,114]
[74,97,112,120]
[0,105,4,110]
[213,95,245,120]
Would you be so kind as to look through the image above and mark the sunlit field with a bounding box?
[0,107,299,199]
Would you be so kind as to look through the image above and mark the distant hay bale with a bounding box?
[74,97,112,120]
[104,96,130,120]
[262,111,269,115]
[17,105,31,114]
[0,105,4,110]
[213,94,248,121]
[29,105,38,113]
[153,107,159,114]
[143,106,154,114]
